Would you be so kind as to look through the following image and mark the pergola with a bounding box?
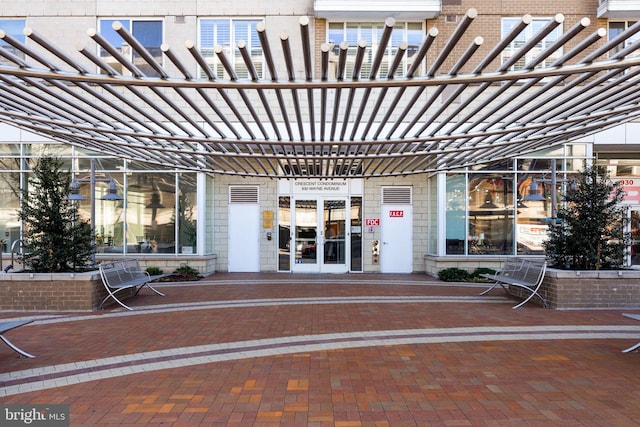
[1,10,640,178]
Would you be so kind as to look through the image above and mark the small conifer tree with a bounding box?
[543,163,630,270]
[18,157,94,272]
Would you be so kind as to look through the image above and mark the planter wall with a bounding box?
[532,268,640,310]
[0,271,130,311]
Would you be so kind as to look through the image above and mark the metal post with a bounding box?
[551,158,557,223]
[90,158,96,265]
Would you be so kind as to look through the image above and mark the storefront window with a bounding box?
[516,158,570,255]
[468,174,514,255]
[125,172,175,254]
[93,174,124,253]
[177,173,197,254]
[445,174,466,254]
[516,174,550,255]
[0,171,21,252]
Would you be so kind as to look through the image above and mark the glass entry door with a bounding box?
[293,198,348,273]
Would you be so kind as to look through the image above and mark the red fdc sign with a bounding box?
[389,210,404,218]
[365,218,380,226]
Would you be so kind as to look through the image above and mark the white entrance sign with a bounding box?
[292,179,349,196]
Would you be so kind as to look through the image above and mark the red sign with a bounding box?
[618,179,640,204]
[389,210,404,218]
[365,218,380,226]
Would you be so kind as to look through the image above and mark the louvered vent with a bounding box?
[229,186,259,203]
[382,187,412,204]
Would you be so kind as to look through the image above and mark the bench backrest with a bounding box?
[500,258,526,276]
[506,259,546,287]
[99,259,146,287]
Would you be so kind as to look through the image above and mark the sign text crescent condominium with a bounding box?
[292,179,349,195]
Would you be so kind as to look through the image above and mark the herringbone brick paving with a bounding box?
[0,273,639,426]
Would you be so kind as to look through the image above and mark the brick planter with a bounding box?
[527,268,640,310]
[0,271,127,311]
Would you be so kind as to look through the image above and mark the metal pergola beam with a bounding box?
[1,10,640,178]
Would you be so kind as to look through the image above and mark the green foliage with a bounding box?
[146,266,164,276]
[173,265,201,281]
[470,267,496,280]
[543,163,630,270]
[438,267,470,282]
[18,157,94,272]
[438,267,496,282]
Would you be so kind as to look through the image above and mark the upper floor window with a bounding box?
[327,21,424,79]
[609,21,639,56]
[0,19,26,63]
[502,18,562,71]
[199,19,263,79]
[98,19,163,77]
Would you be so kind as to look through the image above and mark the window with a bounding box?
[609,21,639,56]
[0,19,26,63]
[177,173,197,254]
[502,18,562,71]
[199,19,263,79]
[98,19,163,77]
[327,21,424,79]
[468,175,514,255]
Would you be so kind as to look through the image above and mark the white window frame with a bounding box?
[198,18,264,80]
[501,17,563,71]
[609,21,640,56]
[0,19,26,62]
[97,18,164,76]
[327,21,425,79]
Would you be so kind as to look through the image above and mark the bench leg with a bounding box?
[479,281,507,296]
[0,334,35,358]
[622,342,640,353]
[99,288,134,311]
[511,288,547,309]
[134,283,165,297]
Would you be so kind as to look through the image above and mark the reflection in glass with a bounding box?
[177,174,197,254]
[324,200,346,265]
[278,197,291,271]
[468,175,513,255]
[125,173,175,254]
[0,172,21,252]
[93,174,124,253]
[446,174,466,255]
[630,210,640,266]
[99,20,163,77]
[350,197,362,271]
[0,19,26,62]
[295,200,317,264]
[516,175,552,255]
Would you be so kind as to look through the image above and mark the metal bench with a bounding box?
[622,313,640,353]
[98,259,165,310]
[0,320,35,358]
[480,258,547,309]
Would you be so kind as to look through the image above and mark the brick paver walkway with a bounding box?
[1,273,639,426]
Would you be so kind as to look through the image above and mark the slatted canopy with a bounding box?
[1,10,640,178]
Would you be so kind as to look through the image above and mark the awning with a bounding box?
[1,9,640,178]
